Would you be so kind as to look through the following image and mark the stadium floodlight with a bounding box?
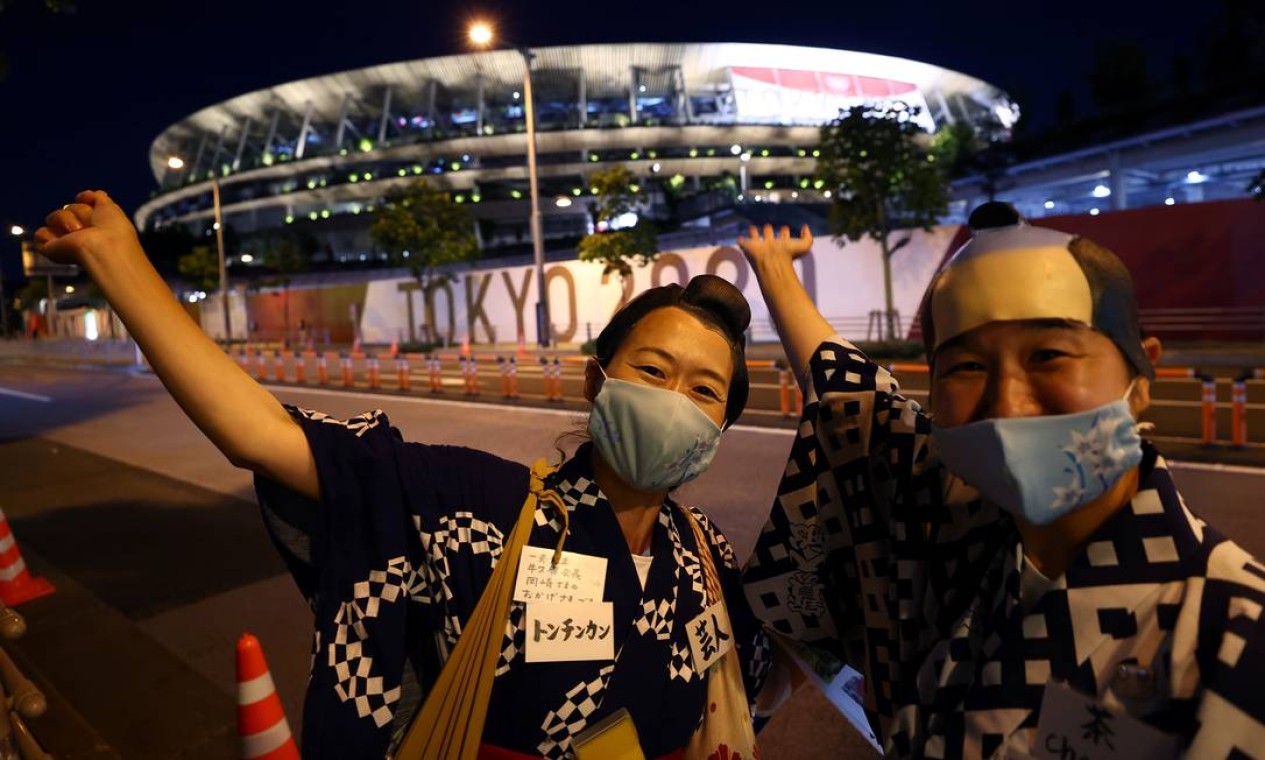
[166,153,231,343]
[466,19,550,347]
[9,226,22,237]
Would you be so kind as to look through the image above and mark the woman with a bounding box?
[35,191,770,758]
[738,207,1265,758]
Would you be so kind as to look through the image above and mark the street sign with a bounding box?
[21,240,79,277]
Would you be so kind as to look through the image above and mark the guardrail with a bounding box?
[881,362,1263,449]
[230,346,1264,447]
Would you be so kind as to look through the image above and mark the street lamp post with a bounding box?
[2,225,21,338]
[168,156,232,343]
[469,22,551,347]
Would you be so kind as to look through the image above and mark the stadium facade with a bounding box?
[134,42,1016,265]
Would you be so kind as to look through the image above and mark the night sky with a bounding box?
[0,0,1205,278]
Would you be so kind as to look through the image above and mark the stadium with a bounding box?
[133,42,1016,265]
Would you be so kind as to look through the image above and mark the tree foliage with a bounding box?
[576,165,659,280]
[370,179,479,291]
[138,223,198,277]
[177,245,220,294]
[816,102,949,338]
[253,232,315,342]
[14,277,47,313]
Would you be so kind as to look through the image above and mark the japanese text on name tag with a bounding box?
[513,547,607,604]
[525,602,615,662]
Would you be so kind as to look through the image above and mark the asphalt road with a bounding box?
[1,362,1263,758]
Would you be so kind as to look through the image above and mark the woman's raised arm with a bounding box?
[738,224,834,386]
[35,190,320,499]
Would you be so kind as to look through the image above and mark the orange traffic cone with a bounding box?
[517,330,527,359]
[389,335,399,358]
[237,633,300,760]
[460,334,471,358]
[0,508,54,607]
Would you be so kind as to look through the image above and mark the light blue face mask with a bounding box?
[587,371,723,493]
[931,385,1145,526]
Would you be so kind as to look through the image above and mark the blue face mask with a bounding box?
[931,386,1145,526]
[587,371,723,493]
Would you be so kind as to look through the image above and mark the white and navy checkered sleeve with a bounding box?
[742,337,931,657]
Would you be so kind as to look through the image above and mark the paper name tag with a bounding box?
[1032,681,1180,760]
[525,601,615,663]
[778,634,883,754]
[686,602,734,672]
[513,547,607,604]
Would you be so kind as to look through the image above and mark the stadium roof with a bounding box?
[149,42,1009,179]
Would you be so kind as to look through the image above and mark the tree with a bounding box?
[932,119,1014,200]
[14,277,46,313]
[370,179,479,340]
[257,233,313,344]
[177,245,220,294]
[576,165,659,280]
[816,102,949,340]
[138,223,198,277]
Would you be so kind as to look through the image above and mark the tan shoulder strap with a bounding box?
[678,506,723,610]
[393,459,564,760]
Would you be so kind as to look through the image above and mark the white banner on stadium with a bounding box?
[357,226,962,346]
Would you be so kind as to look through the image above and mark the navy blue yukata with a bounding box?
[255,406,771,759]
[742,337,1265,759]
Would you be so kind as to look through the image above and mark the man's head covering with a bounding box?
[920,202,1154,380]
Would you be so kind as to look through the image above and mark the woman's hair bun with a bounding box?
[680,274,751,342]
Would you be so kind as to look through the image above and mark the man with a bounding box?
[738,204,1264,758]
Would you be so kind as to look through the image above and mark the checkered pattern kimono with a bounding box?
[255,406,771,759]
[742,337,1265,759]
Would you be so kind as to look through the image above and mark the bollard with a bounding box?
[429,355,443,393]
[1198,373,1217,446]
[294,351,307,385]
[397,355,410,392]
[508,357,520,399]
[469,355,481,396]
[340,354,353,387]
[1231,371,1251,449]
[551,358,563,402]
[254,349,267,381]
[317,352,329,385]
[273,350,286,383]
[778,368,792,418]
[0,646,45,719]
[367,355,381,389]
[498,357,511,398]
[237,347,250,373]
